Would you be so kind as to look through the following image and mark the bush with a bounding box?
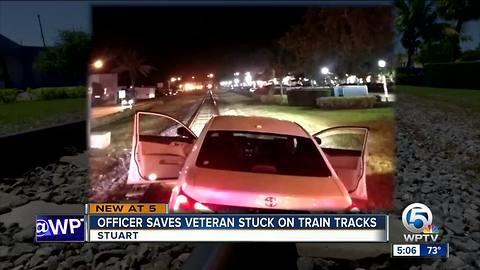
[316,96,377,109]
[424,62,480,90]
[394,67,425,86]
[460,50,480,62]
[0,89,19,104]
[28,86,86,100]
[366,83,395,93]
[259,94,287,105]
[287,88,332,106]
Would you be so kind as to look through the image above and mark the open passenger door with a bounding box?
[313,127,369,201]
[127,111,197,185]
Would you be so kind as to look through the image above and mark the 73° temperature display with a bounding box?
[392,243,449,258]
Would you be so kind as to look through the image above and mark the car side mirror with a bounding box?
[314,137,322,145]
[177,127,192,138]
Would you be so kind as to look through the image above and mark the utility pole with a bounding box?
[37,14,46,47]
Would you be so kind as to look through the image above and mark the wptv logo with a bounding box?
[402,203,440,242]
[36,215,85,242]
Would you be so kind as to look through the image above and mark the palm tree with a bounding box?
[436,0,480,60]
[394,0,437,68]
[112,50,155,87]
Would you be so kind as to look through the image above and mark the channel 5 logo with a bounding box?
[36,215,85,242]
[402,203,439,242]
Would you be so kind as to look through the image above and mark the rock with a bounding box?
[29,254,47,268]
[170,252,190,270]
[96,243,121,251]
[445,220,465,235]
[36,247,54,257]
[93,249,127,266]
[105,257,119,266]
[94,262,105,270]
[455,252,475,265]
[0,191,29,209]
[60,153,88,169]
[297,257,314,270]
[50,194,66,204]
[9,242,36,257]
[27,247,55,268]
[37,191,51,201]
[444,255,466,270]
[31,263,49,270]
[0,262,13,269]
[470,232,480,242]
[420,264,433,270]
[0,245,11,258]
[451,238,480,252]
[51,175,66,185]
[67,256,88,268]
[13,227,35,242]
[14,253,34,265]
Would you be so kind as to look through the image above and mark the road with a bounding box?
[90,105,128,119]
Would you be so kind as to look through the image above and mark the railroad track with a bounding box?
[187,89,219,134]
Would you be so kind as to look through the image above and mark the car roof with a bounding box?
[208,115,310,138]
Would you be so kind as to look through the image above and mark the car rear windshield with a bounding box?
[196,131,332,177]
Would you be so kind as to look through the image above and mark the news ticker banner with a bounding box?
[36,203,389,242]
[392,244,449,258]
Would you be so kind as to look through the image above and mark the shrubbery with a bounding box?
[394,67,425,86]
[316,96,377,109]
[395,62,480,90]
[0,89,19,104]
[287,88,332,106]
[28,86,86,100]
[424,62,480,90]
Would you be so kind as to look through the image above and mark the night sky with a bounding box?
[92,6,307,83]
[1,1,479,84]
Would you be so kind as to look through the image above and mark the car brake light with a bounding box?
[173,188,213,213]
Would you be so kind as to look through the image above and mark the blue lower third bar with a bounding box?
[419,243,449,257]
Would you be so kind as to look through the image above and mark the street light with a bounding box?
[378,59,386,68]
[377,59,389,102]
[192,76,195,79]
[93,59,103,69]
[170,77,177,82]
[207,73,214,78]
[321,67,329,75]
[234,72,240,76]
[177,77,181,81]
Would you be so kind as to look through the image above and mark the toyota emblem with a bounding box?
[264,197,277,207]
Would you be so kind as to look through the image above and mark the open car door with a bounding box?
[127,111,197,185]
[313,127,369,201]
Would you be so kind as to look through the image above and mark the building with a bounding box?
[88,73,119,106]
[0,34,76,89]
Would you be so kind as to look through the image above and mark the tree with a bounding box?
[34,30,90,83]
[278,7,394,77]
[111,50,155,87]
[436,0,480,33]
[417,23,458,64]
[394,0,437,68]
[267,44,296,96]
[436,0,480,59]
